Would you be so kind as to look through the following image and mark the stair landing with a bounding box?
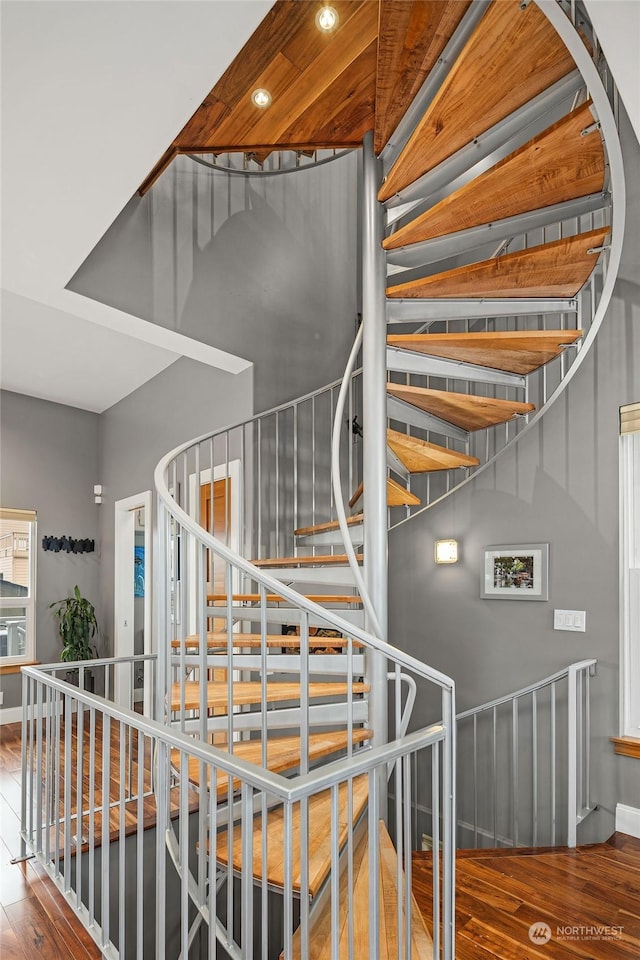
[412,833,640,959]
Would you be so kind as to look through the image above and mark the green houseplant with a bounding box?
[50,585,98,686]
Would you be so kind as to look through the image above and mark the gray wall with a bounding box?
[0,390,100,709]
[389,111,640,843]
[69,152,359,412]
[96,356,253,650]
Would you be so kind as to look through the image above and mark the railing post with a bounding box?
[567,665,578,847]
[361,131,389,815]
[442,685,456,960]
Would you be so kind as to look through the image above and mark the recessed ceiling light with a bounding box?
[251,88,272,108]
[316,5,339,31]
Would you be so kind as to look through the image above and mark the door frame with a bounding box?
[114,490,153,715]
[187,460,242,634]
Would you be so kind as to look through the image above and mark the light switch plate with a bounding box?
[554,609,586,632]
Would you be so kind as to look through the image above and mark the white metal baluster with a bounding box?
[585,667,591,811]
[35,683,43,856]
[119,722,126,953]
[551,682,557,846]
[432,741,440,960]
[403,753,412,960]
[368,769,380,960]
[179,750,189,959]
[36,681,43,856]
[88,707,96,927]
[101,713,111,951]
[492,707,498,845]
[241,783,254,956]
[155,739,168,960]
[512,699,519,846]
[226,564,235,944]
[532,691,538,846]
[136,729,144,960]
[473,714,478,847]
[75,698,84,909]
[283,800,293,960]
[275,412,280,555]
[331,783,340,959]
[208,759,218,960]
[63,691,72,893]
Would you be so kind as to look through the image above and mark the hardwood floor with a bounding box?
[3,717,640,959]
[413,835,640,959]
[0,722,102,959]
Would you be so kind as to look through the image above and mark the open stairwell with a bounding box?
[156,4,621,955]
[17,1,625,958]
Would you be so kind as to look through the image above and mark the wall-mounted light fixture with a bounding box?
[251,88,272,108]
[316,5,339,31]
[435,539,458,564]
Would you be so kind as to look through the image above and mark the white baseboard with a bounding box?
[0,706,23,726]
[615,803,640,839]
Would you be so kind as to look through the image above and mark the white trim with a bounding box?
[615,803,640,840]
[619,433,640,737]
[0,706,23,725]
[114,491,153,716]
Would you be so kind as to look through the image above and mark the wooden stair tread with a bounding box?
[387,329,583,375]
[387,427,480,473]
[294,514,364,537]
[171,633,362,651]
[384,101,605,249]
[170,680,369,712]
[349,477,421,509]
[378,0,576,201]
[374,0,471,155]
[387,383,535,430]
[172,729,371,796]
[386,227,610,300]
[208,593,363,605]
[253,554,363,568]
[286,820,433,958]
[215,775,370,897]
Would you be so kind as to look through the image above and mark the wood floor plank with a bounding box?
[413,836,640,959]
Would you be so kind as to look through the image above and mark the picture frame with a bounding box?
[481,543,549,601]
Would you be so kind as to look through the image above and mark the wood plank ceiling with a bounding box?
[139,0,471,194]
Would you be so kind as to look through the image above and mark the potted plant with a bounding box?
[50,585,98,689]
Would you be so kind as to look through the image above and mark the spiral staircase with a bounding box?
[11,2,623,959]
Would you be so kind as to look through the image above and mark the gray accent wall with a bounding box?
[388,111,640,843]
[69,152,359,412]
[0,390,100,709]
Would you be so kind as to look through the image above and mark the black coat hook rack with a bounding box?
[42,536,95,554]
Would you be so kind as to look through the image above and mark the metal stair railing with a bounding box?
[455,658,597,850]
[154,415,457,958]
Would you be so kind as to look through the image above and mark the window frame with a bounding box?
[619,407,640,739]
[0,510,36,667]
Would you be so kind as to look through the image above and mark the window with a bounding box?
[619,404,640,739]
[0,508,36,666]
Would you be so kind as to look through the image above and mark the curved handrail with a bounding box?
[154,448,454,692]
[390,1,626,529]
[188,148,355,178]
[330,323,383,638]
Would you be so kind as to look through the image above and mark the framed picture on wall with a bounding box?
[481,543,549,601]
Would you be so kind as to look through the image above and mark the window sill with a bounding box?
[0,661,40,676]
[611,736,640,759]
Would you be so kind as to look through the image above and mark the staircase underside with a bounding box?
[412,833,640,960]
